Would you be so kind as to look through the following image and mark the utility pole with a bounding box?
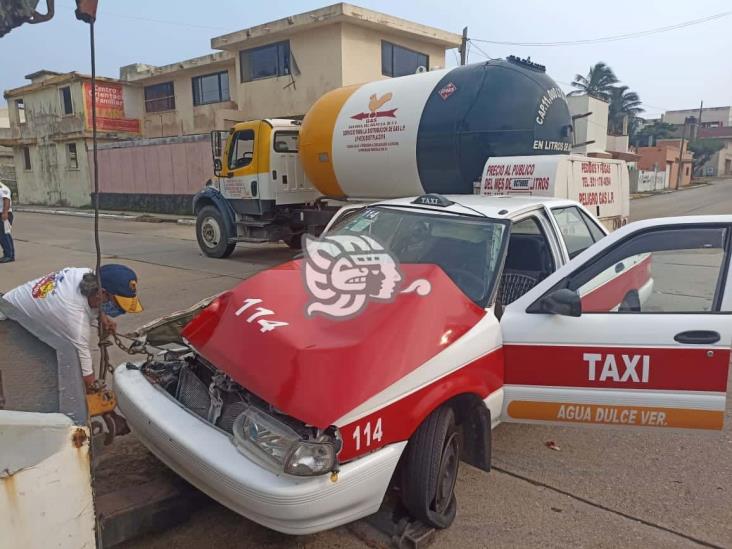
[459,27,468,65]
[676,117,688,189]
[697,100,704,136]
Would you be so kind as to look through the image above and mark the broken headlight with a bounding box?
[232,406,337,476]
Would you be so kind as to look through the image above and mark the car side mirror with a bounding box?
[213,158,222,176]
[539,288,581,317]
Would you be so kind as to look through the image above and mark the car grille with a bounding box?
[174,366,248,434]
[217,400,248,433]
[176,367,210,419]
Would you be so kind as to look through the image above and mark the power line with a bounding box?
[470,11,731,47]
[467,40,496,61]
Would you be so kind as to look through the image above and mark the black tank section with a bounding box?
[416,58,573,195]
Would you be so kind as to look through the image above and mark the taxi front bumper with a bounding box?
[113,365,405,535]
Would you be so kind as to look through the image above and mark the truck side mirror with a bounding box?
[538,288,581,317]
[211,130,228,177]
[211,131,222,157]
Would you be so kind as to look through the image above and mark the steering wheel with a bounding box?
[234,152,253,169]
[445,267,485,301]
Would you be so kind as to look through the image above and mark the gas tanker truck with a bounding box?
[194,56,607,257]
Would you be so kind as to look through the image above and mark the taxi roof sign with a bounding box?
[412,194,454,207]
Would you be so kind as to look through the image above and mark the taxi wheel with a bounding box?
[400,405,460,529]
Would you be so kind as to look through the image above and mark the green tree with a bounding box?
[630,120,675,147]
[607,86,644,135]
[688,139,724,175]
[568,62,618,101]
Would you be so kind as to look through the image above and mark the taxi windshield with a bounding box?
[329,206,508,306]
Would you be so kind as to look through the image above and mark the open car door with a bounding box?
[501,216,732,431]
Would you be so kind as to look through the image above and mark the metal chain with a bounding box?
[112,332,156,362]
[95,332,156,380]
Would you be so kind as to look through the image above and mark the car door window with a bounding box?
[552,206,598,259]
[578,209,606,241]
[571,226,728,313]
[228,129,255,170]
[497,216,555,308]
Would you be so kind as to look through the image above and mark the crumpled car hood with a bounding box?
[181,260,485,428]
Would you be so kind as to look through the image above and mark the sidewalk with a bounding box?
[14,205,196,225]
[15,179,720,222]
[630,180,710,200]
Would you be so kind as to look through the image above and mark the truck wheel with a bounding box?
[400,405,461,529]
[197,206,236,258]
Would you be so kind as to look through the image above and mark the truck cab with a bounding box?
[195,120,337,257]
[114,193,731,535]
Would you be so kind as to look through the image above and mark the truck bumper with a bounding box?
[114,365,405,535]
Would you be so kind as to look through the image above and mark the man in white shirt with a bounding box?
[0,181,13,263]
[2,264,143,389]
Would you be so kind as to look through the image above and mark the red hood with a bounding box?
[182,261,485,428]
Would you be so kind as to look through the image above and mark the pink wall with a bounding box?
[93,138,212,195]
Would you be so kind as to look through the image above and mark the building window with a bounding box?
[381,41,428,77]
[59,86,73,115]
[240,41,290,82]
[685,165,690,176]
[192,71,230,106]
[66,143,79,170]
[22,146,31,170]
[16,99,26,124]
[144,82,175,113]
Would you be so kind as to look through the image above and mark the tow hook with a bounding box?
[87,384,130,445]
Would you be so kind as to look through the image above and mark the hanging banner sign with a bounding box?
[83,81,140,134]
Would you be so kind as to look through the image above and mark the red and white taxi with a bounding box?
[115,194,731,534]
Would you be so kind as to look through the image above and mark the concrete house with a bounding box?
[1,70,141,207]
[697,126,732,177]
[120,3,461,136]
[210,3,461,120]
[120,52,241,138]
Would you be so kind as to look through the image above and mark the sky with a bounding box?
[1,0,731,118]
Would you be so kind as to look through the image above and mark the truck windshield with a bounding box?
[329,207,508,306]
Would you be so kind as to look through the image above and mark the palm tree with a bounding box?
[607,86,644,135]
[568,62,618,101]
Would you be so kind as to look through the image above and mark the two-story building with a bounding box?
[1,70,141,206]
[120,52,241,138]
[210,2,460,120]
[121,3,460,135]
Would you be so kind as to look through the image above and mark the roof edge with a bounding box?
[211,3,461,51]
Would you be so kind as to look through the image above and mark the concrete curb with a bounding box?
[15,206,194,226]
[630,182,710,200]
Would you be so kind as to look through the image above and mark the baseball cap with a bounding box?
[99,264,143,313]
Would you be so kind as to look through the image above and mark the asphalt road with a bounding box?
[3,178,732,548]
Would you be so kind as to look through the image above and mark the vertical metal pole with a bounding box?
[697,100,704,130]
[89,20,107,380]
[459,27,468,65]
[676,120,686,190]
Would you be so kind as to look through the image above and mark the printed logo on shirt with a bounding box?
[32,271,65,299]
